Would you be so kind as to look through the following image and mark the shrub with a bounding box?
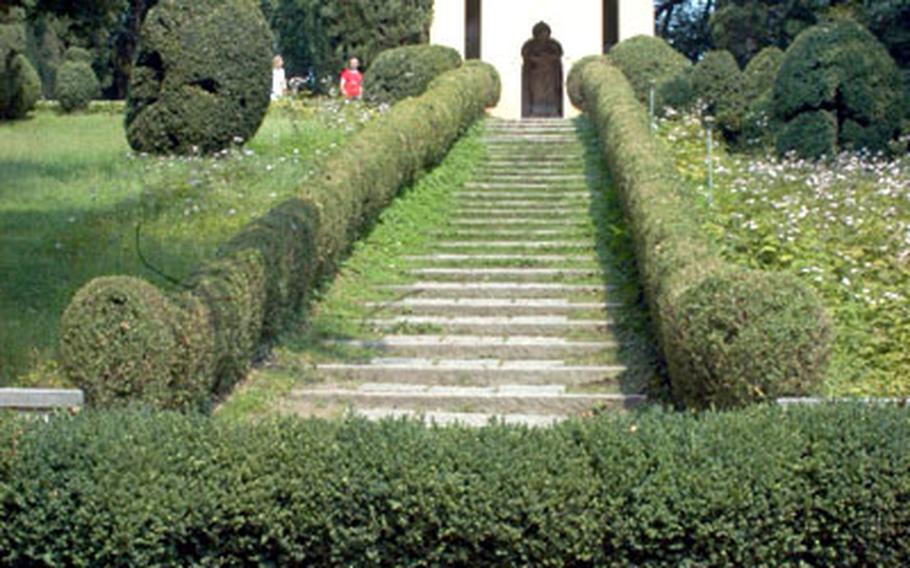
[566,54,608,110]
[740,46,785,148]
[55,49,99,113]
[606,35,691,107]
[744,46,784,101]
[773,21,903,158]
[665,270,832,408]
[59,277,214,411]
[690,50,747,136]
[0,14,40,120]
[61,62,500,409]
[125,0,273,155]
[363,44,461,105]
[569,56,830,409]
[1,405,909,564]
[776,109,838,159]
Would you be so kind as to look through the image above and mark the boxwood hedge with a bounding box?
[569,57,831,409]
[363,44,462,105]
[0,404,907,565]
[61,61,500,410]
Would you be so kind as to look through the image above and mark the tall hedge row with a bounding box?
[61,61,500,410]
[1,404,908,564]
[568,57,831,409]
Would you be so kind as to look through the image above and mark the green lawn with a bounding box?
[656,112,910,397]
[0,100,370,386]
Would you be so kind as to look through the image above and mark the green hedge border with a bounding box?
[60,61,500,410]
[1,404,908,564]
[568,57,831,408]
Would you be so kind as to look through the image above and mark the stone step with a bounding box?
[286,383,646,415]
[433,229,590,239]
[406,267,599,282]
[325,334,616,358]
[403,254,594,263]
[449,218,588,227]
[364,298,612,316]
[452,209,585,218]
[381,282,609,299]
[368,315,613,335]
[455,191,590,200]
[354,408,566,428]
[479,174,589,182]
[434,240,593,250]
[315,359,627,385]
[465,182,587,190]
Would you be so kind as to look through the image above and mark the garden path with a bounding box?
[275,118,654,425]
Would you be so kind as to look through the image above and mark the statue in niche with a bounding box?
[522,22,564,118]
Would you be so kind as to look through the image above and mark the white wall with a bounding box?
[430,0,654,119]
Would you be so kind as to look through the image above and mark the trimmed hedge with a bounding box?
[55,48,100,113]
[1,405,908,564]
[125,0,273,155]
[569,57,830,409]
[61,61,500,410]
[606,35,691,108]
[773,21,903,158]
[363,44,462,105]
[690,49,747,136]
[0,12,40,120]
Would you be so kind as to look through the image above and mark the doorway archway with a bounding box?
[521,22,563,118]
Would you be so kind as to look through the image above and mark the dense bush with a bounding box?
[690,49,747,136]
[125,0,273,155]
[0,12,40,120]
[776,109,838,159]
[61,62,500,409]
[606,35,691,107]
[54,48,99,112]
[569,57,830,409]
[363,44,461,105]
[270,0,434,89]
[566,54,608,110]
[773,21,903,158]
[740,46,785,147]
[1,405,909,564]
[744,45,784,101]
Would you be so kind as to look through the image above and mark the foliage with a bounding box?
[0,100,369,387]
[54,49,99,112]
[657,111,910,396]
[362,44,461,105]
[773,20,903,158]
[709,1,817,67]
[744,45,784,100]
[61,62,500,408]
[125,0,273,155]
[1,405,910,564]
[269,0,434,92]
[690,49,747,137]
[0,12,40,120]
[570,56,829,408]
[606,35,691,108]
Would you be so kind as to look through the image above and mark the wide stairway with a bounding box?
[282,118,649,426]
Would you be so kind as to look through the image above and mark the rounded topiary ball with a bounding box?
[60,276,214,410]
[607,35,691,106]
[665,270,832,410]
[690,50,747,136]
[363,44,462,105]
[125,0,273,155]
[773,21,903,158]
[55,56,99,113]
[744,46,784,100]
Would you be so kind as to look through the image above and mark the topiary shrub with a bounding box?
[665,270,832,409]
[776,109,837,159]
[363,44,461,105]
[55,48,99,112]
[607,35,691,107]
[567,54,608,110]
[773,21,903,158]
[60,277,214,411]
[690,50,747,137]
[125,0,273,155]
[0,13,40,120]
[744,46,784,101]
[740,47,785,148]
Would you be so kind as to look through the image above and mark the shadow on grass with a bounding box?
[573,116,668,400]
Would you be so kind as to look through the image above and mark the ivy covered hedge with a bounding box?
[1,404,908,564]
[61,61,500,410]
[568,57,831,409]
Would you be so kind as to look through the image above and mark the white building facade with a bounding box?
[430,0,654,119]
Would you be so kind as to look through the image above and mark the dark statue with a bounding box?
[522,22,564,118]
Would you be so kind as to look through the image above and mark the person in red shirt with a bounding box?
[340,57,363,99]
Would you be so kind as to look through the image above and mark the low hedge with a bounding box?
[569,57,831,409]
[363,44,462,105]
[61,61,500,410]
[1,405,908,564]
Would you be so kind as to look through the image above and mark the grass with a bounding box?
[0,99,373,386]
[656,111,910,397]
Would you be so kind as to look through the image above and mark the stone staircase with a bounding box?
[281,118,650,425]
